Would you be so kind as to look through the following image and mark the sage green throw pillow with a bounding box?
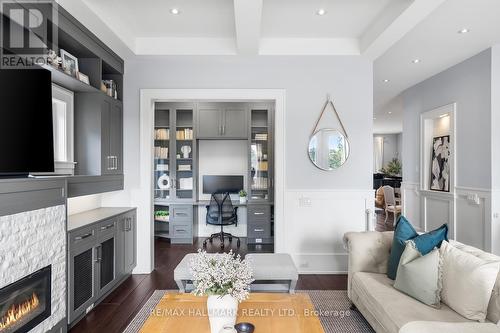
[394,241,442,308]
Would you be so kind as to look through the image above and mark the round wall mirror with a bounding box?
[308,129,350,170]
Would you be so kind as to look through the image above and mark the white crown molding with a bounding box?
[134,37,237,55]
[260,38,359,55]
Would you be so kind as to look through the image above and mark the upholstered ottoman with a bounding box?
[245,253,299,293]
[174,253,299,293]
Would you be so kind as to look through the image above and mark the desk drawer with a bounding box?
[248,205,271,222]
[171,205,193,223]
[247,223,271,238]
[171,224,192,238]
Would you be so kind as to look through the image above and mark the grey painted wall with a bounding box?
[402,49,492,188]
[491,45,500,190]
[122,56,373,190]
[374,133,402,168]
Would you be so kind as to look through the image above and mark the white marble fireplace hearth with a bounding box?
[0,205,66,333]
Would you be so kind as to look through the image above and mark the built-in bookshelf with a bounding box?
[153,104,196,241]
[250,109,271,201]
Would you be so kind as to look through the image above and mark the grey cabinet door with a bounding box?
[116,217,126,279]
[124,212,137,273]
[96,232,116,296]
[109,100,123,174]
[101,98,112,174]
[197,108,221,138]
[222,108,247,138]
[68,244,96,323]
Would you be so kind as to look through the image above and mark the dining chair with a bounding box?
[382,185,402,226]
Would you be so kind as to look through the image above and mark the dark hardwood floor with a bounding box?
[69,237,351,333]
[375,209,396,232]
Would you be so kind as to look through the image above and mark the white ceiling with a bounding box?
[82,0,420,55]
[374,0,500,133]
[261,0,394,38]
[79,0,500,133]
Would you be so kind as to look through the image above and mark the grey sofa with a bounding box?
[343,231,500,333]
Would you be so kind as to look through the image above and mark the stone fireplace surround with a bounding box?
[0,205,66,333]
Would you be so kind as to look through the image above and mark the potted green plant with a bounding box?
[239,189,247,204]
[380,158,402,177]
[154,210,169,222]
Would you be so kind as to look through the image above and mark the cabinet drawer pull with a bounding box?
[175,212,188,216]
[254,228,264,232]
[253,212,264,215]
[101,223,114,230]
[176,229,187,233]
[75,232,93,240]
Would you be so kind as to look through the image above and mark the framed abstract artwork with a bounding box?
[430,135,450,192]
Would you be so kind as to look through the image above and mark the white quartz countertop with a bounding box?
[68,207,136,231]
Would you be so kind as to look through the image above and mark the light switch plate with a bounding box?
[299,197,312,207]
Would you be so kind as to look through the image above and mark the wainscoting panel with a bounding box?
[491,190,500,255]
[401,182,420,229]
[455,187,491,251]
[284,189,373,274]
[421,191,455,238]
[403,183,494,253]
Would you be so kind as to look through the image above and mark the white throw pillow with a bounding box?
[394,241,442,308]
[440,240,500,321]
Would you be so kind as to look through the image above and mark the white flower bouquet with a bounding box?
[189,249,254,302]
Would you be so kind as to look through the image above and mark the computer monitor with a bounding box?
[203,175,244,194]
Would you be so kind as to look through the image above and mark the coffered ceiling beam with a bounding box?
[233,0,263,55]
[361,0,446,60]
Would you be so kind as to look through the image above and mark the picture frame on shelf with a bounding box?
[60,49,79,77]
[77,72,90,85]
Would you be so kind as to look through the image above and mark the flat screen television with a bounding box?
[203,175,244,194]
[0,69,54,176]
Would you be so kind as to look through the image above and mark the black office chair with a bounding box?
[203,192,240,249]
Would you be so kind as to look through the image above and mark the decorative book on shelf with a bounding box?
[176,129,193,140]
[155,128,169,140]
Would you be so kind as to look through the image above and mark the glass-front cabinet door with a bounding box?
[249,107,273,201]
[154,107,170,202]
[154,103,195,204]
[174,108,194,200]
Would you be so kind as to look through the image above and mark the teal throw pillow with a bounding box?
[387,216,448,280]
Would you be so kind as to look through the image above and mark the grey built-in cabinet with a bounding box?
[74,94,123,176]
[197,103,248,139]
[68,209,136,326]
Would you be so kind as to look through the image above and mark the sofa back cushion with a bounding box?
[449,240,500,323]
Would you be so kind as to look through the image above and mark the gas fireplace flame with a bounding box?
[0,293,40,331]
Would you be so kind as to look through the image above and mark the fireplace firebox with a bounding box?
[0,266,51,333]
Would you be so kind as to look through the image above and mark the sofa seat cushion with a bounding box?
[351,272,472,333]
[400,321,500,333]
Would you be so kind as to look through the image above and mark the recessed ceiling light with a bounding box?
[383,79,390,83]
[439,113,449,118]
[412,59,420,64]
[458,28,470,34]
[170,8,180,15]
[316,8,327,16]
[388,111,392,114]
[373,117,377,120]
